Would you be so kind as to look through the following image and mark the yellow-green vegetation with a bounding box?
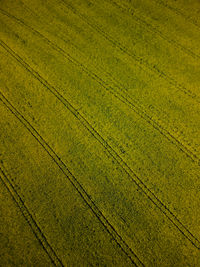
[0,0,200,266]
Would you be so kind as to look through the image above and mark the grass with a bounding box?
[0,0,200,265]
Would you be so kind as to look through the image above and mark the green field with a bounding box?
[0,0,200,266]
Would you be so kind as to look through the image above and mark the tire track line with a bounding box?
[0,8,198,165]
[1,40,200,250]
[0,91,141,267]
[60,0,200,103]
[106,0,200,61]
[0,163,64,267]
[153,0,200,31]
[58,1,200,161]
[15,1,200,158]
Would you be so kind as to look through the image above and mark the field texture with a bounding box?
[0,0,200,266]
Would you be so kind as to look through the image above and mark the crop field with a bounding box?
[0,0,200,266]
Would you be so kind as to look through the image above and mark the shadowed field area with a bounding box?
[0,0,200,266]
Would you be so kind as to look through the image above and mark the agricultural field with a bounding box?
[0,0,200,266]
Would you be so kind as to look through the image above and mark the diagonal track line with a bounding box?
[60,0,200,104]
[153,0,200,31]
[0,8,199,164]
[105,0,200,61]
[0,40,200,250]
[0,163,63,267]
[0,91,142,266]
